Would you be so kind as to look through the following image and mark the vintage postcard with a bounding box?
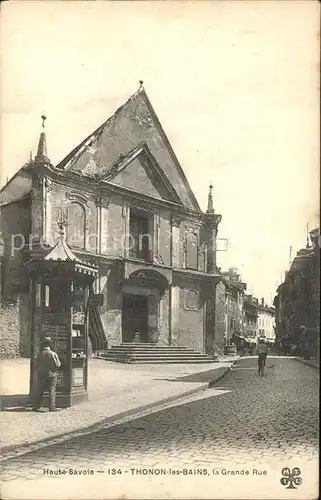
[0,1,319,499]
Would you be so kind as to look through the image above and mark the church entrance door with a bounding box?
[122,294,149,343]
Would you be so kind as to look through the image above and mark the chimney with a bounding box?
[261,298,264,307]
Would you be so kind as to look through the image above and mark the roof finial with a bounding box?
[289,245,292,266]
[57,219,66,239]
[206,182,214,214]
[139,80,144,89]
[306,222,310,248]
[57,205,68,239]
[35,114,50,164]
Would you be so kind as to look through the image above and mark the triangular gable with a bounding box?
[56,87,201,212]
[101,144,182,204]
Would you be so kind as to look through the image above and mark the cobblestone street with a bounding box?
[1,356,319,499]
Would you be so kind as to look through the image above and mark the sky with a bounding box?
[0,1,319,304]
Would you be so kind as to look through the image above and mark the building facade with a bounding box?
[214,279,226,354]
[0,84,223,359]
[243,295,259,345]
[273,228,320,355]
[222,268,246,347]
[256,298,276,344]
[214,268,246,351]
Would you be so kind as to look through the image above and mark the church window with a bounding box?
[36,282,41,307]
[129,208,152,261]
[45,285,50,307]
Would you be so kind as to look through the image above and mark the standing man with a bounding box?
[300,325,310,360]
[33,337,61,412]
[257,337,268,376]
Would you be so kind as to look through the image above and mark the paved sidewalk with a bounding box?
[294,356,319,369]
[1,355,240,458]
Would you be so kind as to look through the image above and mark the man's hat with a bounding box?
[41,337,53,346]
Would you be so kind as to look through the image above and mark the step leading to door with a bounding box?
[100,343,218,364]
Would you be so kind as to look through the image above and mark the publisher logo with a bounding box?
[280,467,302,489]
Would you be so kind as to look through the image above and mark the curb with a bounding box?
[209,355,241,387]
[293,357,319,370]
[0,383,207,460]
[1,357,240,460]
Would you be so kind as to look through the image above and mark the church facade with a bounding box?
[0,84,222,358]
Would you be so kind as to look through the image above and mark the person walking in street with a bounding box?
[257,337,268,376]
[33,337,61,412]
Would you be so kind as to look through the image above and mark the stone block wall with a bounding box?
[0,299,20,358]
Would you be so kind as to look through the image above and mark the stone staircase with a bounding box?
[100,343,218,364]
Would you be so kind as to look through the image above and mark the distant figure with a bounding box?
[290,344,298,355]
[257,338,268,376]
[33,338,61,412]
[133,331,141,343]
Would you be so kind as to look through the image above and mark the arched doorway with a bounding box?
[122,294,149,343]
[121,269,169,344]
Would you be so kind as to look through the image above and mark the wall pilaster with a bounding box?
[170,285,180,345]
[171,216,181,268]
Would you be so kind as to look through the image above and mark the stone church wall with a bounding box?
[158,210,171,267]
[100,266,122,346]
[157,289,170,346]
[176,283,204,352]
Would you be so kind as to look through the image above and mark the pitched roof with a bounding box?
[43,233,81,262]
[101,142,183,205]
[28,229,99,277]
[56,86,201,212]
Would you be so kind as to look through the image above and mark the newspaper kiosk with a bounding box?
[26,222,98,407]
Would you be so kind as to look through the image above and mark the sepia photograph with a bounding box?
[0,1,319,499]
